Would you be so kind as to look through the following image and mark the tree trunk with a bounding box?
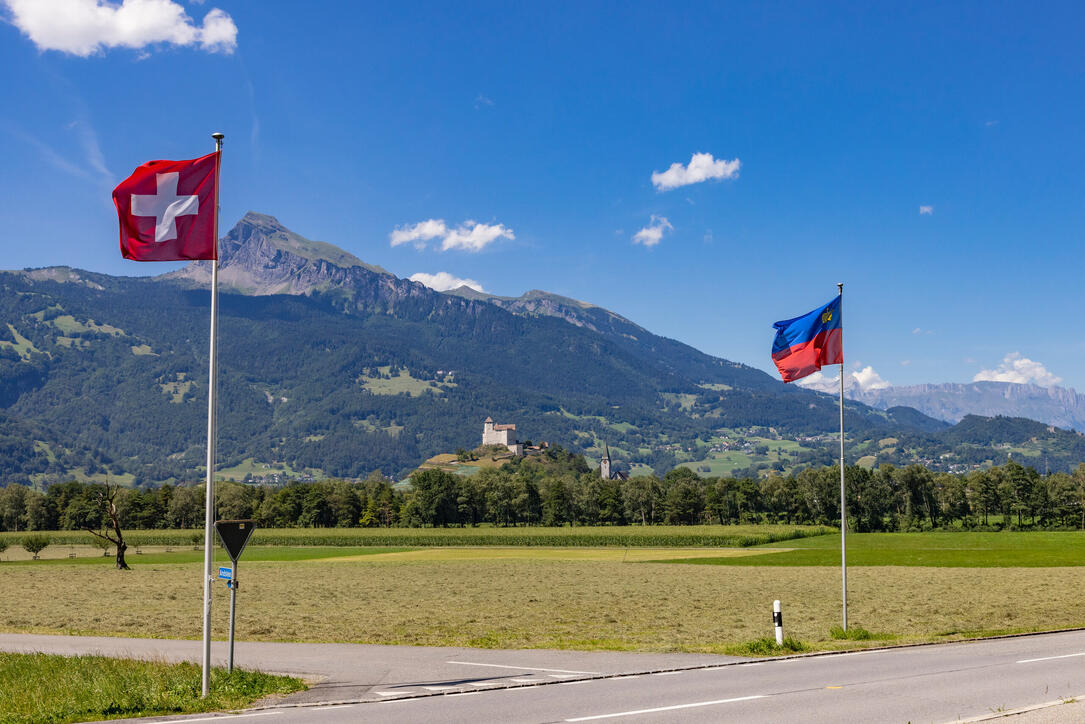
[115,541,129,570]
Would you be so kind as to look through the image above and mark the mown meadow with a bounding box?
[3,528,1085,655]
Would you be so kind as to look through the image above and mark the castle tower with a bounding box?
[600,442,612,480]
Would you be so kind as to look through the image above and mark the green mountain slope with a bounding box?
[0,213,1076,486]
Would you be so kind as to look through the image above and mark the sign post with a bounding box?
[214,519,255,674]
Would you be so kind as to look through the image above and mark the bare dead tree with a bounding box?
[81,484,129,570]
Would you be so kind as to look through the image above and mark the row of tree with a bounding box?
[2,448,1084,532]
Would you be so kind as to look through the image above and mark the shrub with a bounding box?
[89,534,112,556]
[729,636,808,656]
[21,534,49,558]
[829,625,893,641]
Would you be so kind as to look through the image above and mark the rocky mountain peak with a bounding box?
[160,212,390,294]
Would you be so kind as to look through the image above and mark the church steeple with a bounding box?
[600,442,612,480]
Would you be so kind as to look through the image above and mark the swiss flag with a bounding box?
[113,151,219,261]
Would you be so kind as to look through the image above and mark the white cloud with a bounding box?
[3,0,238,56]
[409,272,485,293]
[441,221,514,252]
[632,215,672,247]
[919,205,933,215]
[389,219,447,248]
[474,93,494,109]
[197,8,237,53]
[795,371,839,394]
[391,218,514,252]
[651,152,740,191]
[853,365,891,391]
[973,353,1062,386]
[797,365,891,394]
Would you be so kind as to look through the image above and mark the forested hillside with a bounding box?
[0,214,1080,487]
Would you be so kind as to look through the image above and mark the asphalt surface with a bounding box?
[6,631,1085,722]
[0,633,741,703]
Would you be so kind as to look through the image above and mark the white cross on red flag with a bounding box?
[113,151,219,261]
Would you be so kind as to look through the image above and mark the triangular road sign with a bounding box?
[215,519,256,562]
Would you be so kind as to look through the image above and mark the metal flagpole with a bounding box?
[201,132,224,698]
[837,281,847,631]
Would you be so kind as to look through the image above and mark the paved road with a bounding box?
[0,633,741,703]
[6,631,1085,722]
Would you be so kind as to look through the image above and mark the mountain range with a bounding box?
[852,382,1085,432]
[0,212,1081,486]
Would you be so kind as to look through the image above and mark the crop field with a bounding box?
[3,531,1085,654]
[0,524,832,549]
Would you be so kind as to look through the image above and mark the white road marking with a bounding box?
[565,694,766,721]
[548,674,580,679]
[468,682,493,687]
[512,678,545,682]
[1017,652,1085,664]
[311,705,356,711]
[423,685,458,691]
[375,691,409,697]
[447,660,599,674]
[152,713,282,724]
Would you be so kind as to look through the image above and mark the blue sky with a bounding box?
[2,1,1083,391]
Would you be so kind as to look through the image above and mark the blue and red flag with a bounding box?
[771,295,842,382]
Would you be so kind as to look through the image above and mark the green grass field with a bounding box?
[215,457,321,481]
[0,652,303,724]
[658,531,1085,567]
[358,366,454,397]
[0,545,409,565]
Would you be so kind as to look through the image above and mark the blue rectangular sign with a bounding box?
[218,566,233,580]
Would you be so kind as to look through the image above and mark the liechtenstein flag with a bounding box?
[771,295,842,382]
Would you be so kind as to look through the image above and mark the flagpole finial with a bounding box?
[837,282,843,294]
[212,132,224,151]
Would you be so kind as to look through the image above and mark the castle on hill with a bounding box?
[483,417,523,456]
[482,417,622,475]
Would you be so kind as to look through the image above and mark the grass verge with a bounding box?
[726,636,808,656]
[0,652,304,724]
